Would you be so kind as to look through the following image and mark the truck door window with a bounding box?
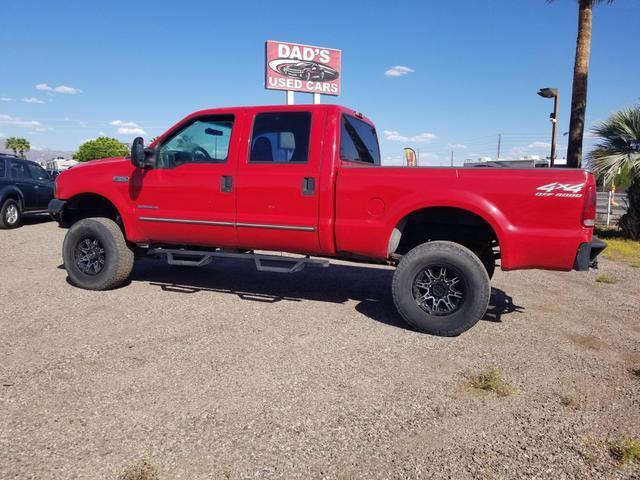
[340,115,381,165]
[249,112,311,163]
[0,158,5,177]
[157,116,234,168]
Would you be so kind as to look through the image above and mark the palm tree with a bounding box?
[16,138,30,158]
[589,107,640,239]
[548,0,614,168]
[4,137,19,155]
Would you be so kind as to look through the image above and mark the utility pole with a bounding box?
[496,133,502,161]
[450,151,454,167]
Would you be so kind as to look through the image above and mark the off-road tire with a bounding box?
[392,241,491,336]
[0,199,22,229]
[62,217,134,290]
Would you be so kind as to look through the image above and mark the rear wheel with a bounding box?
[392,241,490,336]
[62,217,134,290]
[0,199,21,229]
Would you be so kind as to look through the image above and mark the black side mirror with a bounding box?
[131,137,146,168]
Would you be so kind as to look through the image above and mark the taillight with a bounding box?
[582,184,596,227]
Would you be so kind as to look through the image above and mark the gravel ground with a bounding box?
[1,218,639,480]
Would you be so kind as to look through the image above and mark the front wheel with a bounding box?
[0,199,22,229]
[62,217,134,290]
[392,241,491,336]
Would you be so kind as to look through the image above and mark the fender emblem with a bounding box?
[113,176,129,183]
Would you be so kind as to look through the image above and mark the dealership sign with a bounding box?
[265,40,341,96]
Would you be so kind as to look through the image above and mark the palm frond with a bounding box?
[588,106,640,186]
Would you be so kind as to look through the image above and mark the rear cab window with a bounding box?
[340,114,381,165]
[0,158,5,177]
[249,112,312,163]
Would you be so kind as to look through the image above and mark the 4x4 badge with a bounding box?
[536,182,584,197]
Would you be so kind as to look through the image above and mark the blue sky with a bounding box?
[1,0,638,165]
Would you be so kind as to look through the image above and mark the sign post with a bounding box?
[265,40,341,104]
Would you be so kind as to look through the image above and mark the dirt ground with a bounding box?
[1,218,639,479]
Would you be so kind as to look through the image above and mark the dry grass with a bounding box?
[559,393,579,408]
[610,438,640,464]
[118,460,159,480]
[468,367,515,397]
[595,274,617,284]
[596,228,640,268]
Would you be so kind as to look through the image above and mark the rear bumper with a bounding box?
[573,236,607,271]
[48,199,67,223]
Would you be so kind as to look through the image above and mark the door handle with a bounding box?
[220,175,233,193]
[302,177,315,196]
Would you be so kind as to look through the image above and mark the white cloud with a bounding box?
[36,83,83,94]
[384,65,414,77]
[111,120,139,128]
[111,120,146,135]
[117,127,145,135]
[448,143,467,149]
[0,97,12,102]
[527,141,551,149]
[383,129,437,143]
[0,113,42,129]
[21,97,45,104]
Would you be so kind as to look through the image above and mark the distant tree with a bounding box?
[4,137,30,158]
[548,0,615,168]
[73,137,129,162]
[589,106,640,239]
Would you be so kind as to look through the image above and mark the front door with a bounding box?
[130,114,240,247]
[26,162,54,209]
[9,160,38,210]
[235,109,322,254]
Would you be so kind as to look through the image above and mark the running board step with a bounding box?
[149,247,329,273]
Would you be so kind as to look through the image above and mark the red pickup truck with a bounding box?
[49,104,605,336]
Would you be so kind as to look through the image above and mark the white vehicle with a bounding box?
[46,157,78,171]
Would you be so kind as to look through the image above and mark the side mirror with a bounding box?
[131,137,146,168]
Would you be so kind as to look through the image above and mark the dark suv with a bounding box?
[0,155,54,228]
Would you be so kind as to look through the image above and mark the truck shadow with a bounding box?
[131,257,524,332]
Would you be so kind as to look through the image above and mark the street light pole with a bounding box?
[537,87,559,168]
[550,92,559,168]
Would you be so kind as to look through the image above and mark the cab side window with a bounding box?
[10,161,32,180]
[0,158,5,177]
[157,116,234,169]
[249,112,311,163]
[340,115,381,165]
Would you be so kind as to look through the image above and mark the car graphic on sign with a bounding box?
[281,61,339,81]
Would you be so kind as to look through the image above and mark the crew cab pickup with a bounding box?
[48,104,606,336]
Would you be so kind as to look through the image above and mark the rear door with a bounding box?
[9,160,38,210]
[235,109,323,253]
